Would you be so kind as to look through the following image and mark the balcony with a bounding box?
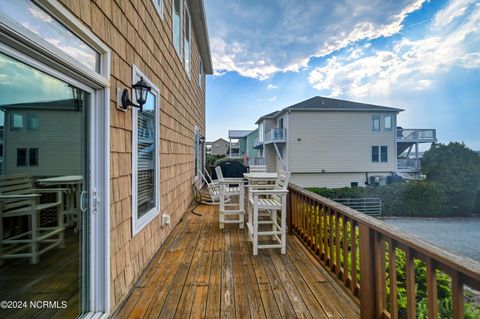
[264,127,286,144]
[397,158,421,172]
[114,185,480,319]
[397,128,436,142]
[249,157,265,165]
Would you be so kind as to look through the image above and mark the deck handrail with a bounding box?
[265,128,286,141]
[287,183,480,319]
[397,128,436,141]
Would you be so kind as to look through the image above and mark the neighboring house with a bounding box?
[254,96,436,188]
[207,138,229,156]
[0,0,212,317]
[244,129,262,164]
[228,129,252,158]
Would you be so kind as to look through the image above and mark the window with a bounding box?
[351,182,359,188]
[199,59,203,88]
[172,0,182,57]
[11,113,24,130]
[194,127,198,176]
[372,114,380,131]
[384,115,392,131]
[259,123,264,142]
[153,0,164,19]
[17,148,27,166]
[184,5,191,75]
[372,146,388,163]
[29,148,39,166]
[27,113,39,131]
[132,66,160,235]
[0,1,100,71]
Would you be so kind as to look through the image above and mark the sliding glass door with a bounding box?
[0,50,90,318]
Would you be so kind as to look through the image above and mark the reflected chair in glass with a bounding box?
[215,166,245,229]
[0,174,65,264]
[248,171,290,255]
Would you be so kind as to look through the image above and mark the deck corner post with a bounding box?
[359,223,377,319]
[287,186,293,234]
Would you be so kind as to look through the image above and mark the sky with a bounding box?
[204,0,480,150]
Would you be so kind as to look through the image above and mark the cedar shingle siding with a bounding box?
[58,0,208,310]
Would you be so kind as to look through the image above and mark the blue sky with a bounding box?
[204,0,480,150]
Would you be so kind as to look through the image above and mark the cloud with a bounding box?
[206,0,426,79]
[308,0,480,98]
[267,84,278,90]
[268,96,277,102]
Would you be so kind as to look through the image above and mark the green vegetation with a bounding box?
[206,154,225,167]
[308,142,480,217]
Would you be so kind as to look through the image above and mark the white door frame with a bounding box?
[0,0,111,315]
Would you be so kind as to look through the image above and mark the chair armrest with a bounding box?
[221,178,245,183]
[246,184,275,189]
[0,194,41,201]
[251,189,289,195]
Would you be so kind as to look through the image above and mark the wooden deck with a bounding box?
[113,204,360,319]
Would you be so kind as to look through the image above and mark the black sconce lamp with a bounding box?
[199,136,206,143]
[121,77,152,112]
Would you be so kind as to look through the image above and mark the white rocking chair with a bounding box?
[248,171,290,255]
[215,166,245,229]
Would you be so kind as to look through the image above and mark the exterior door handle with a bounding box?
[80,190,88,212]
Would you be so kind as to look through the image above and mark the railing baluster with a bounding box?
[335,211,341,277]
[319,204,324,260]
[329,208,334,271]
[351,220,357,296]
[451,271,464,319]
[406,249,416,319]
[375,234,386,317]
[343,216,348,284]
[309,197,314,248]
[426,258,438,319]
[389,240,398,319]
[314,201,320,255]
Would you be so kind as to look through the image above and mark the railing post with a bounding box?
[359,223,377,319]
[287,187,293,234]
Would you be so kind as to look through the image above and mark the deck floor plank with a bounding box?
[113,205,360,319]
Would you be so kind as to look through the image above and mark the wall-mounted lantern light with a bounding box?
[199,136,206,144]
[120,77,151,112]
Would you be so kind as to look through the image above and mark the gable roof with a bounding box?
[188,0,213,74]
[255,96,403,123]
[213,138,229,144]
[228,130,253,138]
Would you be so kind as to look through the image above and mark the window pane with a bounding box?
[17,148,27,166]
[184,10,191,73]
[173,0,181,55]
[28,113,39,131]
[372,146,379,162]
[11,113,24,130]
[0,0,100,71]
[381,146,388,162]
[137,91,156,218]
[372,115,380,131]
[29,148,38,166]
[384,115,392,130]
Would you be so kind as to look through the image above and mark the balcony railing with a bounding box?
[265,127,286,142]
[249,157,265,165]
[287,183,480,319]
[397,129,436,141]
[230,142,240,148]
[397,158,421,170]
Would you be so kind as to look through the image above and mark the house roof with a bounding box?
[211,138,229,144]
[188,0,213,74]
[255,96,403,123]
[254,110,279,124]
[228,130,253,138]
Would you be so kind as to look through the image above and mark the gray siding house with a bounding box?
[254,96,436,188]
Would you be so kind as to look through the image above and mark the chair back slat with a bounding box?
[275,171,290,190]
[249,165,267,173]
[215,166,224,182]
[0,174,35,213]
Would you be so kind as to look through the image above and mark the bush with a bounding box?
[206,154,225,167]
[308,181,445,217]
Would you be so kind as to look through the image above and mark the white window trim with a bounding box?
[172,0,183,60]
[198,59,203,88]
[184,2,191,78]
[152,0,164,20]
[131,65,161,236]
[1,0,111,314]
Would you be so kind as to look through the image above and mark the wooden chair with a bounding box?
[215,166,245,229]
[0,174,65,264]
[199,168,222,205]
[249,165,267,173]
[248,171,290,255]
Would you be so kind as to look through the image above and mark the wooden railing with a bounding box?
[287,183,480,319]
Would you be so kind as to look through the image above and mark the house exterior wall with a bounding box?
[245,129,259,159]
[57,0,208,311]
[210,138,228,155]
[3,109,81,176]
[290,172,392,188]
[287,111,397,187]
